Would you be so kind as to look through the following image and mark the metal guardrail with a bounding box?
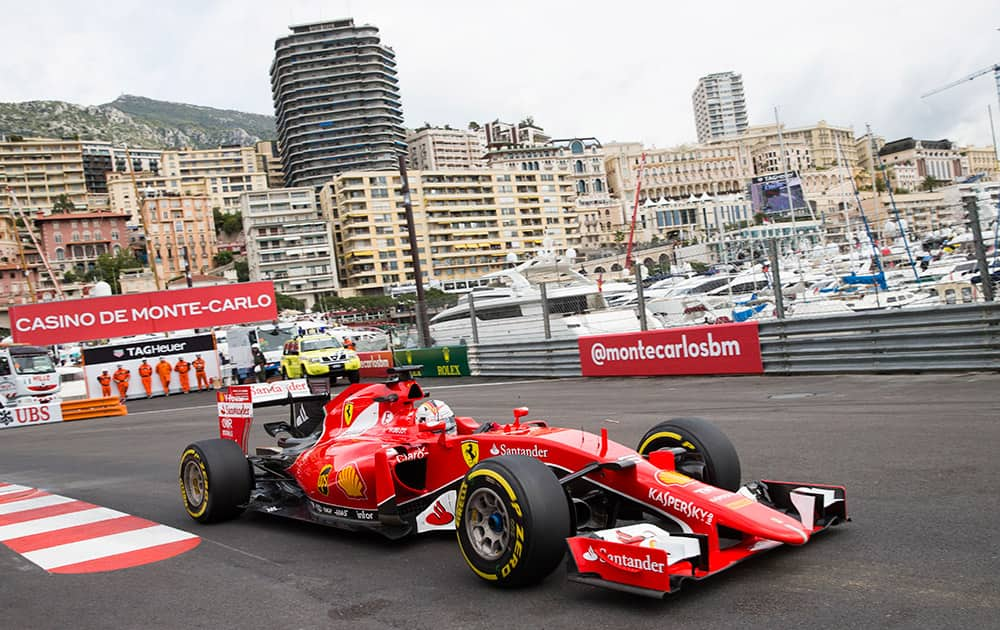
[759,303,1000,374]
[469,339,582,378]
[468,303,1000,377]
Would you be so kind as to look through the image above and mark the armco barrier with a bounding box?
[61,397,128,421]
[758,302,1000,374]
[469,339,581,378]
[466,302,1000,377]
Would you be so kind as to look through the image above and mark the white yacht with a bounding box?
[428,257,659,345]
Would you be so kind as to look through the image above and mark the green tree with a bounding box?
[52,194,76,213]
[276,292,305,311]
[919,175,944,192]
[234,259,249,282]
[213,250,234,266]
[92,250,142,293]
[213,209,243,236]
[689,260,709,273]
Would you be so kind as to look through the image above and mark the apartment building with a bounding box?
[479,119,551,150]
[604,141,752,242]
[407,127,486,170]
[34,210,131,272]
[160,145,268,213]
[106,172,207,223]
[0,138,88,214]
[271,19,406,188]
[140,196,218,284]
[319,169,578,295]
[733,121,858,171]
[960,146,1000,179]
[242,187,338,308]
[487,137,617,250]
[80,141,161,194]
[693,72,749,143]
[879,138,963,184]
[254,141,286,188]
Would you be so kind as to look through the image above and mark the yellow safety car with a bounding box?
[280,334,361,383]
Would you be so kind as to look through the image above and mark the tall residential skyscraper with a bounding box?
[692,72,749,143]
[270,19,406,188]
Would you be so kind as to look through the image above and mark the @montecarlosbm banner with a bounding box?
[10,282,277,345]
[578,322,764,377]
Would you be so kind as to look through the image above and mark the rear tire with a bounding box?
[637,417,741,491]
[179,439,252,523]
[456,455,570,587]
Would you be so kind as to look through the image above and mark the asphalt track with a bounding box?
[1,373,998,629]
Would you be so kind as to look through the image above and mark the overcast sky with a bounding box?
[2,0,998,147]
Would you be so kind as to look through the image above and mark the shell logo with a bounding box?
[656,470,693,486]
[336,463,367,500]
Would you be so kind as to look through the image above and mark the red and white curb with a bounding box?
[0,482,200,574]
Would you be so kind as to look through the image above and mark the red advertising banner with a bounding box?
[358,350,394,378]
[578,322,763,377]
[10,282,277,345]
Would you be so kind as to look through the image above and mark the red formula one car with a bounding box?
[179,366,847,597]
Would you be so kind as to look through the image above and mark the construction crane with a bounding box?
[921,63,1000,110]
[4,186,65,300]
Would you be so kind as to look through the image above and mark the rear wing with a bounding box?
[217,378,332,452]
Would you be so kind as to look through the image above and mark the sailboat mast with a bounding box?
[867,124,919,282]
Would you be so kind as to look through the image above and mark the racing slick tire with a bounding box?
[456,455,570,588]
[637,417,741,491]
[346,370,361,384]
[179,439,252,524]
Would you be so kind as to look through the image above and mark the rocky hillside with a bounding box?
[0,95,275,149]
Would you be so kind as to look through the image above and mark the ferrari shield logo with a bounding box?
[343,402,355,427]
[461,440,480,468]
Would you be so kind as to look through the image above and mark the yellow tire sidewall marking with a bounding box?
[456,466,526,581]
[180,448,209,519]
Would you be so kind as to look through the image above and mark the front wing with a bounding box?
[566,480,847,597]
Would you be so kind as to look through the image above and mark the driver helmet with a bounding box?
[415,399,456,434]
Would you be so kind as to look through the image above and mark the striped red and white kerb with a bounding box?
[0,482,200,574]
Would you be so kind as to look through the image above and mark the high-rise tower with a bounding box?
[271,19,406,188]
[692,72,748,143]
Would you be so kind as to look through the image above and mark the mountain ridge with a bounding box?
[0,94,276,149]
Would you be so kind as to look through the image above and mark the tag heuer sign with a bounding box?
[83,334,216,365]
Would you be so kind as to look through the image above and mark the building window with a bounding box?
[53,233,62,244]
[574,160,584,174]
[593,179,604,192]
[571,140,584,155]
[111,230,119,240]
[71,232,80,241]
[576,180,587,194]
[55,248,64,261]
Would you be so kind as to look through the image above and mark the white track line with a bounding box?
[0,507,126,541]
[23,525,198,570]
[0,494,75,515]
[0,484,31,495]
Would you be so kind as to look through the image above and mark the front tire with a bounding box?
[179,439,252,523]
[637,417,741,491]
[346,370,360,384]
[456,455,570,587]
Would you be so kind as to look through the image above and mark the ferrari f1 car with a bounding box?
[179,366,847,597]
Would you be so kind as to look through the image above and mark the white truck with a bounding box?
[226,322,299,382]
[0,345,61,407]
